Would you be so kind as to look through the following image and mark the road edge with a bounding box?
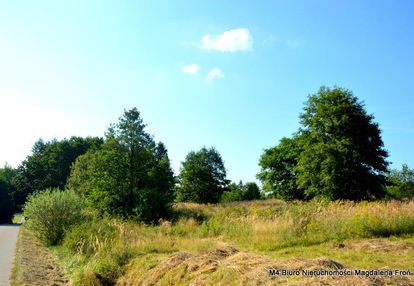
[10,226,22,286]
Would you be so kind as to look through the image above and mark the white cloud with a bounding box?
[200,28,253,52]
[206,68,224,82]
[182,64,199,75]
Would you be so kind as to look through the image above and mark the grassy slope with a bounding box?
[54,199,414,285]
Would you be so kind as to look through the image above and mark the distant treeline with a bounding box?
[1,86,413,224]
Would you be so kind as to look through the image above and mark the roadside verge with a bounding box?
[11,228,68,286]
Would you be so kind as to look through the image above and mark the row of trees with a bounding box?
[0,108,258,223]
[0,137,102,223]
[2,86,414,224]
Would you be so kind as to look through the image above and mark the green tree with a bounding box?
[0,164,18,223]
[68,139,129,216]
[68,108,175,223]
[241,182,261,201]
[258,86,389,201]
[258,136,304,200]
[220,181,243,203]
[12,137,103,209]
[177,147,228,204]
[387,164,414,199]
[0,180,15,223]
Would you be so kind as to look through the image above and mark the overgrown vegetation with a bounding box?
[8,90,414,285]
[220,181,261,203]
[12,137,103,210]
[23,189,85,245]
[47,199,414,285]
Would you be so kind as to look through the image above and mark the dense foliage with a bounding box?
[0,165,18,223]
[23,189,85,245]
[259,86,389,200]
[177,147,229,203]
[220,181,261,203]
[0,180,15,223]
[68,108,175,223]
[258,136,304,200]
[12,136,103,209]
[387,164,414,199]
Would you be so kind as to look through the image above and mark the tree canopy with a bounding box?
[220,181,262,203]
[258,86,389,200]
[11,136,103,209]
[177,147,228,204]
[387,164,414,199]
[68,108,175,223]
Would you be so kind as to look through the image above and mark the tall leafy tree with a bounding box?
[177,147,228,203]
[258,86,389,200]
[68,108,175,223]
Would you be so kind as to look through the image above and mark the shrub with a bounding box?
[23,188,85,245]
[63,217,117,257]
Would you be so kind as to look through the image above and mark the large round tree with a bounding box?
[177,147,229,204]
[259,86,389,200]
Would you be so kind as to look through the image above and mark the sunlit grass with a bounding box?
[52,199,414,285]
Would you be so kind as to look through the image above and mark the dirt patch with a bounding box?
[12,228,68,286]
[343,239,414,253]
[118,246,414,286]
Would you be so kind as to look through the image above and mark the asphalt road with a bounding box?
[0,225,19,286]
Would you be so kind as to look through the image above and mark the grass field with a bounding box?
[51,199,414,285]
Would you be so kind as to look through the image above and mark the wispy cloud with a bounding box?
[261,34,299,49]
[182,64,199,75]
[199,28,253,52]
[262,34,280,47]
[206,68,224,82]
[286,40,299,48]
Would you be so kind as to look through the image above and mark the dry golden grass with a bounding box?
[54,199,414,285]
[117,245,414,286]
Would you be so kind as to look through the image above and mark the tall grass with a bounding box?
[54,199,414,285]
[189,200,414,250]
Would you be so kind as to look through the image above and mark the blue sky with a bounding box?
[1,1,414,183]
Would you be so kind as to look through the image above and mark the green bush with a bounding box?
[23,188,85,245]
[63,217,117,257]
